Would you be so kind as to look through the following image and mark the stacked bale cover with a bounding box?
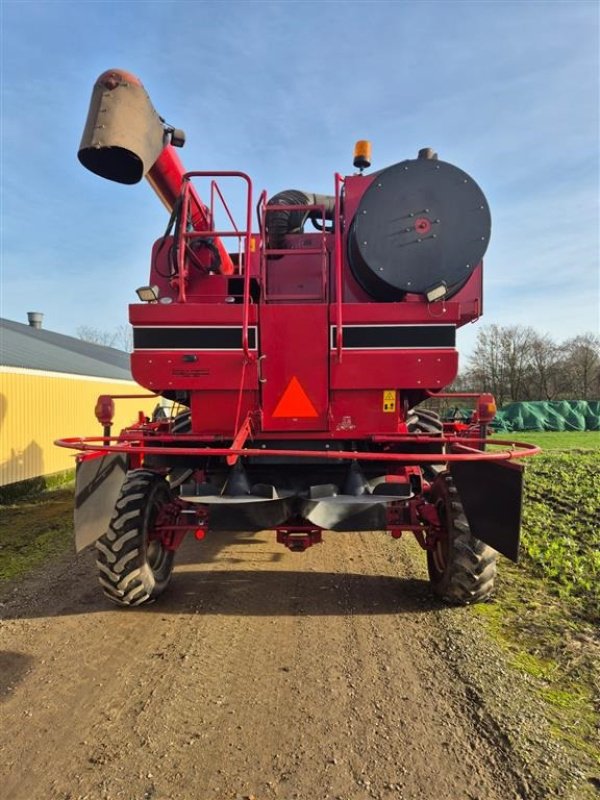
[492,401,600,432]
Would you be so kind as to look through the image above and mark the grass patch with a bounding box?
[0,468,75,504]
[474,437,600,780]
[0,486,75,581]
[474,566,599,768]
[520,451,600,622]
[491,430,600,450]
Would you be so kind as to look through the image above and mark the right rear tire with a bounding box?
[407,407,443,434]
[427,472,497,604]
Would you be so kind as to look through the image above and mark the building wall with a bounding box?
[0,367,158,486]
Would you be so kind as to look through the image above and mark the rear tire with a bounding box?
[427,472,497,604]
[95,469,175,607]
[407,407,443,434]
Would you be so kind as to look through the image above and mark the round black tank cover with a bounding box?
[348,159,491,299]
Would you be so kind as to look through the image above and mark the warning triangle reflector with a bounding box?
[272,376,318,418]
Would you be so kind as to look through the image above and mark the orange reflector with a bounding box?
[477,393,497,423]
[272,376,318,418]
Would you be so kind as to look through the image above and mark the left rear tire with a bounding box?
[95,469,175,607]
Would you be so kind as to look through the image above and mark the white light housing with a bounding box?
[136,285,159,302]
[426,282,447,303]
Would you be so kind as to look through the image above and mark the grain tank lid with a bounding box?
[348,158,491,300]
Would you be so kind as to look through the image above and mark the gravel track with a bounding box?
[0,528,585,800]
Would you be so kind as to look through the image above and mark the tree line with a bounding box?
[455,325,600,405]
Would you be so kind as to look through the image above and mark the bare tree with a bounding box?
[76,325,119,348]
[113,324,134,353]
[561,333,600,400]
[466,324,510,405]
[498,325,535,402]
[76,324,133,352]
[528,332,561,400]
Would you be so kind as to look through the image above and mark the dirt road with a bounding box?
[0,529,582,800]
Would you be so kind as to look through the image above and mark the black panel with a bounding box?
[134,326,256,350]
[331,325,455,349]
[449,460,523,562]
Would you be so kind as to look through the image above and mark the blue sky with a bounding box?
[1,0,598,357]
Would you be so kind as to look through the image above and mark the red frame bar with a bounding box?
[56,436,540,463]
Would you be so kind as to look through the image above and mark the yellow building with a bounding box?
[1,316,155,487]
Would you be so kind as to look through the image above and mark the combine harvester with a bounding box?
[57,69,538,607]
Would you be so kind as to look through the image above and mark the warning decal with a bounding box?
[382,390,396,413]
[272,376,319,418]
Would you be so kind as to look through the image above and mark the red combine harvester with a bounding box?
[57,69,539,607]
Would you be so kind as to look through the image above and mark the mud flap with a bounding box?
[74,453,128,552]
[449,460,523,562]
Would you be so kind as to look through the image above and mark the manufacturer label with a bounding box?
[383,390,396,413]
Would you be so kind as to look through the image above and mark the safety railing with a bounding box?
[176,171,254,359]
[334,173,345,362]
[56,434,541,464]
[258,191,330,302]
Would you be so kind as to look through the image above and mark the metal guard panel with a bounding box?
[131,350,258,391]
[330,349,458,389]
[129,302,258,326]
[449,459,524,562]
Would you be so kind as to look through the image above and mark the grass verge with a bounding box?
[492,430,600,451]
[477,432,600,787]
[0,485,75,582]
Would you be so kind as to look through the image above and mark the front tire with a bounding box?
[427,472,497,604]
[95,469,175,607]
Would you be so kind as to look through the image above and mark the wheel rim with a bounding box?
[145,485,171,576]
[431,496,450,576]
[147,538,169,572]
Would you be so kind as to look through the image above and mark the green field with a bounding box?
[491,430,600,451]
[476,430,599,772]
[521,450,599,621]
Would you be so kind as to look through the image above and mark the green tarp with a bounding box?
[491,401,600,432]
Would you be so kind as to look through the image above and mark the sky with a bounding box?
[1,0,598,359]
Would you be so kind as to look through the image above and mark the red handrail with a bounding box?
[177,172,254,360]
[334,173,344,362]
[55,435,541,463]
[148,146,235,276]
